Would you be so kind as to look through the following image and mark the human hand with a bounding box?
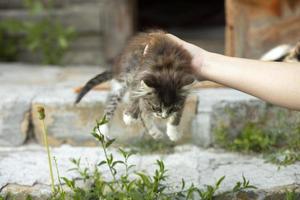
[166,34,207,81]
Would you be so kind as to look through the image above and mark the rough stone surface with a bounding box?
[1,63,300,149]
[32,89,108,146]
[0,64,103,146]
[0,86,38,146]
[0,63,102,87]
[192,89,256,147]
[211,100,300,146]
[31,88,197,146]
[0,145,300,199]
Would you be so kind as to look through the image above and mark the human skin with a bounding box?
[167,34,300,111]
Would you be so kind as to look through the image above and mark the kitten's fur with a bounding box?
[75,31,195,141]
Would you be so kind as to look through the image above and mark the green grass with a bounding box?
[214,121,300,166]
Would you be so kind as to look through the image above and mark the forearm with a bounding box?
[200,52,300,110]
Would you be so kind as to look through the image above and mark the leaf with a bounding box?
[97,160,107,166]
[70,158,80,165]
[97,115,109,126]
[91,132,103,142]
[58,36,68,49]
[136,172,152,187]
[216,176,225,187]
[61,177,75,189]
[181,178,185,190]
[67,168,78,172]
[112,160,124,167]
[107,154,113,165]
[105,138,116,148]
[232,182,241,192]
[128,164,136,170]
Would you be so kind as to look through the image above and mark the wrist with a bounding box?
[189,46,209,81]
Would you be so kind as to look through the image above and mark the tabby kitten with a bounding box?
[75,31,195,141]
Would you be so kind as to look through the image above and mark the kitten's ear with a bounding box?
[132,80,153,98]
[141,80,153,90]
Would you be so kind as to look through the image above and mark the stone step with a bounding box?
[1,63,300,148]
[0,144,299,199]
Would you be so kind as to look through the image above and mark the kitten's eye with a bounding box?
[151,105,160,112]
[168,108,175,113]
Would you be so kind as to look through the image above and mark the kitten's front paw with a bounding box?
[149,126,164,140]
[166,124,182,141]
[123,112,138,125]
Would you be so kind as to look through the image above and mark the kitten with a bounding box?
[75,30,195,141]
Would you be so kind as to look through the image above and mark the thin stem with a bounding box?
[41,119,55,192]
[96,125,121,190]
[53,157,64,194]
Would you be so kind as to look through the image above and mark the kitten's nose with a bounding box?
[161,112,168,119]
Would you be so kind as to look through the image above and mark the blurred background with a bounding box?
[0,0,299,67]
[1,2,300,198]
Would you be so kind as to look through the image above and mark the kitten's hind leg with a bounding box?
[123,98,140,125]
[167,110,183,141]
[98,86,127,138]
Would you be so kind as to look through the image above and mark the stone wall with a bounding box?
[2,63,300,147]
[0,0,135,65]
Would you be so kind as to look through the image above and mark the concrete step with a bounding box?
[1,63,300,148]
[0,144,299,199]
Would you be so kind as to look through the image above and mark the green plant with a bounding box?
[214,121,300,166]
[265,150,300,168]
[0,0,75,64]
[52,116,258,199]
[214,122,275,153]
[37,106,55,192]
[232,175,257,193]
[285,189,299,200]
[31,110,259,200]
[0,20,24,61]
[23,0,75,65]
[231,123,275,153]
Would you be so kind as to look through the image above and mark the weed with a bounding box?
[265,150,300,168]
[0,20,24,61]
[285,189,299,200]
[0,107,259,199]
[230,123,275,153]
[232,175,257,193]
[37,106,55,192]
[0,0,75,65]
[36,110,257,199]
[214,122,275,153]
[214,121,300,166]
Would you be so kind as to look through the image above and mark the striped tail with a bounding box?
[75,71,113,104]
